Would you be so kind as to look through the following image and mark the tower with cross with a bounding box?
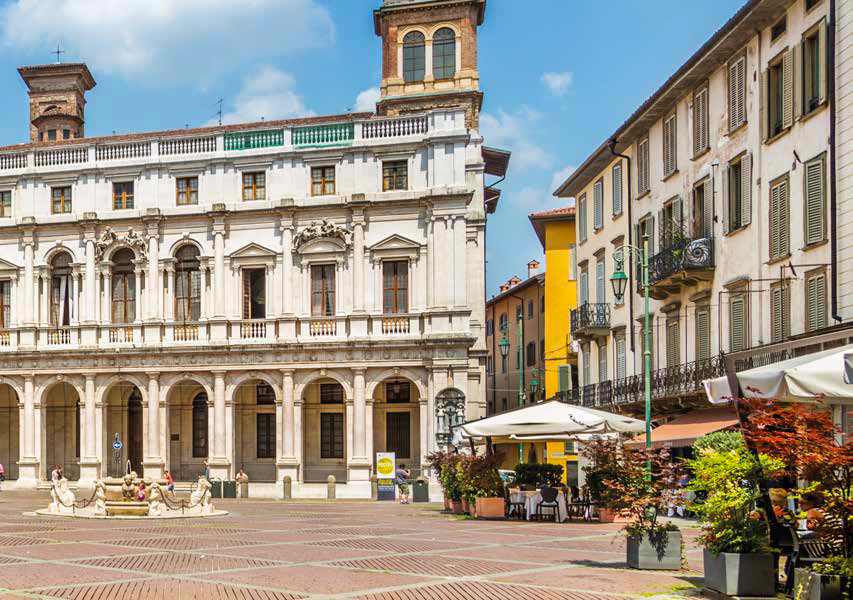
[17,62,96,143]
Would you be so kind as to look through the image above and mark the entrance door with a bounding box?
[128,390,143,475]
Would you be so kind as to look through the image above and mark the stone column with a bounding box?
[353,217,365,312]
[426,217,435,308]
[9,274,17,327]
[293,399,303,480]
[85,375,96,458]
[199,265,209,320]
[78,374,100,483]
[101,265,112,324]
[23,375,34,459]
[213,371,227,462]
[345,398,354,464]
[365,399,374,463]
[419,399,429,469]
[23,242,34,325]
[145,373,160,469]
[71,269,81,325]
[214,230,225,318]
[39,272,49,326]
[454,216,467,307]
[281,220,293,314]
[85,238,96,322]
[147,231,159,320]
[165,264,175,321]
[134,266,143,323]
[353,369,366,460]
[418,246,428,311]
[266,263,275,317]
[282,369,295,459]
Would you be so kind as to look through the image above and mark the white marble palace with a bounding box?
[0,0,507,496]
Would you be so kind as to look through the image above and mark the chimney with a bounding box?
[499,283,509,293]
[527,260,540,278]
[18,62,96,143]
[508,276,521,288]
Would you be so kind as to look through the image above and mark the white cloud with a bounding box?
[480,107,554,170]
[0,0,334,86]
[354,87,380,113]
[210,66,314,125]
[541,71,573,96]
[550,165,576,195]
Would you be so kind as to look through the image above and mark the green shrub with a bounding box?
[513,462,563,488]
[693,430,744,454]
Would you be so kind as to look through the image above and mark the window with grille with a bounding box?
[311,264,335,316]
[729,293,747,352]
[728,54,747,130]
[320,383,344,404]
[113,182,134,210]
[0,280,9,328]
[192,392,208,458]
[242,172,266,201]
[593,178,603,229]
[666,319,680,368]
[804,155,826,245]
[111,248,136,324]
[256,413,275,459]
[693,85,709,156]
[382,161,408,191]
[320,412,344,459]
[386,412,411,458]
[578,193,587,242]
[637,136,650,196]
[403,31,425,82]
[382,260,408,314]
[386,381,410,403]
[241,268,266,320]
[526,341,536,366]
[311,166,335,196]
[432,28,456,80]
[769,176,790,260]
[803,21,826,115]
[615,336,626,379]
[770,283,790,343]
[663,113,677,177]
[50,252,72,326]
[51,186,72,214]
[0,190,11,217]
[695,307,711,361]
[612,162,623,215]
[175,245,201,322]
[176,177,198,205]
[256,383,276,405]
[806,270,827,332]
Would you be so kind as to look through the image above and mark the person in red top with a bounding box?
[164,469,174,493]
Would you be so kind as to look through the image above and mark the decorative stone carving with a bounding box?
[94,226,148,261]
[190,477,214,515]
[435,388,466,446]
[121,474,137,501]
[48,478,76,515]
[147,483,164,516]
[94,480,106,516]
[292,219,351,251]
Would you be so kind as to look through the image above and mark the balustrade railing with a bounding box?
[158,136,216,156]
[309,319,337,337]
[240,320,267,339]
[570,302,611,333]
[96,142,151,161]
[174,324,199,341]
[381,317,410,335]
[646,237,714,287]
[224,129,284,151]
[47,328,71,345]
[35,147,87,167]
[108,327,134,343]
[0,330,9,347]
[0,153,26,170]
[292,123,354,147]
[362,116,428,139]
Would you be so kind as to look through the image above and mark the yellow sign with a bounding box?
[376,454,395,477]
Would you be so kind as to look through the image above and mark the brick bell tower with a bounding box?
[373,0,486,129]
[18,63,96,143]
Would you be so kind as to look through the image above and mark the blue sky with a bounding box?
[0,0,743,294]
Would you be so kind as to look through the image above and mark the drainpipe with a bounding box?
[608,139,635,353]
[829,0,842,323]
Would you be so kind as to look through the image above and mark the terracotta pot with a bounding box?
[461,497,470,514]
[450,499,463,514]
[443,495,450,511]
[597,508,633,523]
[475,497,506,519]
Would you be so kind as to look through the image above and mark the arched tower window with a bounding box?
[432,28,456,80]
[50,252,73,326]
[111,249,136,324]
[403,31,425,83]
[192,392,208,458]
[175,245,201,322]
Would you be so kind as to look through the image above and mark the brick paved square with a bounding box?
[0,562,149,590]
[495,565,704,595]
[0,542,159,560]
[202,541,392,563]
[73,551,280,575]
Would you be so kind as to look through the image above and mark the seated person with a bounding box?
[798,493,826,532]
[769,488,795,523]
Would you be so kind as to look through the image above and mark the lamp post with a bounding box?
[611,235,652,478]
[529,376,539,401]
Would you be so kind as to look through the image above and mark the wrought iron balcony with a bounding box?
[570,302,611,337]
[640,237,714,300]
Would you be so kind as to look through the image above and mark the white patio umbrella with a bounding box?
[458,400,646,439]
[703,344,853,405]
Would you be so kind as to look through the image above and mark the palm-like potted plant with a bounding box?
[582,438,684,570]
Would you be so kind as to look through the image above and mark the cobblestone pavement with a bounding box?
[0,492,704,600]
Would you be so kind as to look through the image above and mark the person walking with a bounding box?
[236,469,249,498]
[0,462,4,492]
[395,463,411,504]
[164,469,174,495]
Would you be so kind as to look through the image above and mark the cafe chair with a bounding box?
[504,485,526,520]
[535,486,560,522]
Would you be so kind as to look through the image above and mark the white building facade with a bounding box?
[0,0,501,496]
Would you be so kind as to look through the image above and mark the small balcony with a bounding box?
[642,237,714,300]
[570,303,611,338]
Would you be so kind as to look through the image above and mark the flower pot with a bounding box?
[626,530,682,570]
[461,497,470,514]
[474,497,505,519]
[443,495,450,511]
[703,550,775,597]
[449,499,463,514]
[597,508,633,523]
[794,569,853,600]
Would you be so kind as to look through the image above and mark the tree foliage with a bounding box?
[693,430,744,454]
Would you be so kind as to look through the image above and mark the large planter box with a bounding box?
[597,508,633,523]
[449,499,463,514]
[474,497,505,519]
[461,497,470,514]
[794,569,852,600]
[703,550,775,597]
[627,530,682,570]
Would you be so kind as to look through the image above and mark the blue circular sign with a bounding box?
[113,440,122,449]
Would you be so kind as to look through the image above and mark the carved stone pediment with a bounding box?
[368,234,420,252]
[293,219,351,252]
[298,237,348,255]
[229,242,278,259]
[95,227,147,261]
[0,257,20,274]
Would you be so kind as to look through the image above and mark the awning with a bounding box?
[703,344,853,405]
[625,408,739,449]
[459,400,646,439]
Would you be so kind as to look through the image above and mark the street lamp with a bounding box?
[610,236,653,479]
[529,376,539,401]
[498,336,510,359]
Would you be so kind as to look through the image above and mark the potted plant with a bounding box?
[582,438,684,570]
[430,451,463,513]
[513,463,564,490]
[583,443,634,523]
[794,558,853,600]
[688,440,782,596]
[468,455,506,519]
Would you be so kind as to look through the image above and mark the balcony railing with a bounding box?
[309,319,337,337]
[240,320,267,339]
[292,123,354,148]
[381,317,410,335]
[174,324,199,341]
[109,327,134,343]
[642,237,714,298]
[570,303,611,336]
[224,129,284,151]
[47,328,71,345]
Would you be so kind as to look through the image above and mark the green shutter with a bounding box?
[805,157,825,245]
[782,49,794,129]
[807,273,827,332]
[594,179,603,229]
[730,295,746,352]
[741,153,752,227]
[616,337,626,379]
[666,320,680,368]
[612,163,622,215]
[695,308,711,360]
[598,340,607,382]
[557,365,570,393]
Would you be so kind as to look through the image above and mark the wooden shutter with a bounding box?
[807,273,827,331]
[818,18,828,104]
[593,179,603,229]
[596,258,605,303]
[729,57,746,130]
[730,295,746,352]
[782,49,794,130]
[722,165,730,235]
[570,244,577,280]
[794,42,803,121]
[695,308,711,360]
[664,115,676,176]
[558,365,570,393]
[616,337,626,379]
[741,153,752,227]
[578,194,587,242]
[580,270,588,305]
[703,178,713,238]
[693,87,708,157]
[673,197,683,232]
[582,349,590,385]
[771,285,788,342]
[666,320,680,367]
[760,69,769,142]
[598,341,607,382]
[805,157,825,245]
[769,180,790,259]
[780,180,790,256]
[657,209,665,249]
[612,163,622,215]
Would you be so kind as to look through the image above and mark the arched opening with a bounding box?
[403,31,425,83]
[167,380,208,481]
[50,252,73,326]
[234,380,277,482]
[302,378,347,483]
[432,27,456,80]
[43,382,81,480]
[111,248,136,324]
[0,384,19,480]
[373,376,421,477]
[104,382,144,477]
[175,245,201,322]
